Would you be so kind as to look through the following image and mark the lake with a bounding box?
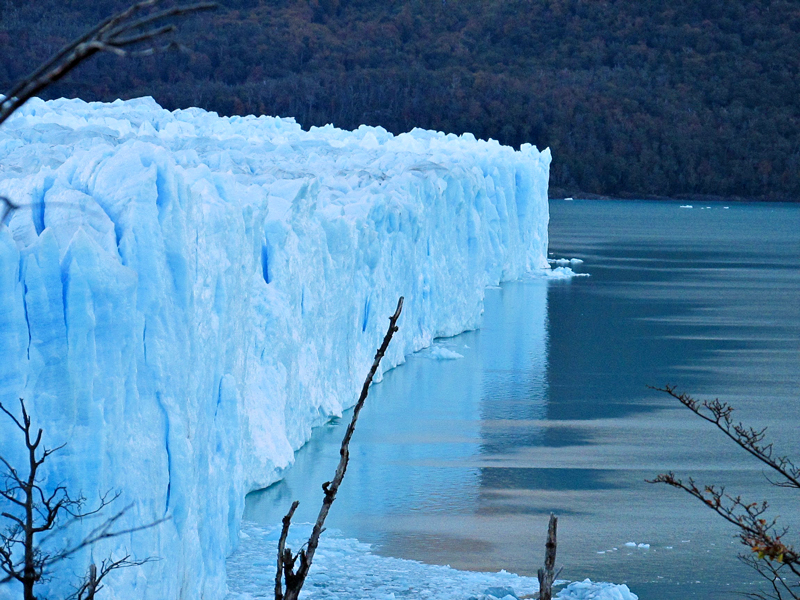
[244,199,800,599]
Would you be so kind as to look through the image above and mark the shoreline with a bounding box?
[548,189,799,203]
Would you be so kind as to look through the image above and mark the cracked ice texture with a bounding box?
[0,97,550,599]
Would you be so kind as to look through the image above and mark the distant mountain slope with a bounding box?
[2,0,798,200]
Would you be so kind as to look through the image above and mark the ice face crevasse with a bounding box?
[0,97,550,600]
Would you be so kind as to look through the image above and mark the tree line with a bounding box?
[2,0,799,200]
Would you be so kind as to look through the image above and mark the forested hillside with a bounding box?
[2,0,799,200]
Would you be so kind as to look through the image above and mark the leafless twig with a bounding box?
[649,386,800,599]
[0,0,216,227]
[0,399,166,597]
[275,297,404,600]
[0,0,217,127]
[650,385,800,489]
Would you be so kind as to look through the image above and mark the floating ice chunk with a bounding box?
[545,267,590,279]
[557,579,638,600]
[428,346,464,360]
[637,543,650,549]
[679,205,693,208]
[548,257,584,266]
[624,542,637,547]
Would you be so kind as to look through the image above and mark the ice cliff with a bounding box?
[0,97,550,599]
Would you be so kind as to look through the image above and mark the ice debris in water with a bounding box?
[545,266,590,279]
[558,579,638,600]
[226,525,637,600]
[548,257,583,266]
[428,346,465,360]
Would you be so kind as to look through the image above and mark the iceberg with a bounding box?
[0,97,550,599]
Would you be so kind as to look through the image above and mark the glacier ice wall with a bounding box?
[0,97,550,599]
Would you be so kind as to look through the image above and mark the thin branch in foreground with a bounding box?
[0,0,217,127]
[275,501,299,600]
[649,385,800,600]
[0,398,166,596]
[276,297,404,600]
[649,385,800,489]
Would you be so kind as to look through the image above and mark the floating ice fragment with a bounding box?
[557,579,638,600]
[546,267,590,279]
[428,346,464,360]
[637,543,650,549]
[624,542,637,547]
[680,205,693,208]
[548,257,584,266]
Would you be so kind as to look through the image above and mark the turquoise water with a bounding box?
[245,199,800,599]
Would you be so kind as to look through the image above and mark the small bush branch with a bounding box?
[276,297,404,600]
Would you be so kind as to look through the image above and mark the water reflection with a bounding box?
[244,200,800,600]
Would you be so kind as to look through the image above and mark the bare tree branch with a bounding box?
[651,386,800,489]
[275,500,299,600]
[650,386,800,600]
[0,0,216,128]
[276,297,404,600]
[1,399,165,598]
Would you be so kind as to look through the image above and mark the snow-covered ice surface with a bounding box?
[227,524,637,600]
[0,97,550,600]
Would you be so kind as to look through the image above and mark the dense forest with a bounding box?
[1,0,799,200]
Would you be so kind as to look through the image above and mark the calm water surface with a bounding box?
[246,200,800,600]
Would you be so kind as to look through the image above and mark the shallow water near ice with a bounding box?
[242,199,800,600]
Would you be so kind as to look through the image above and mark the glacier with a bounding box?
[0,97,550,599]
